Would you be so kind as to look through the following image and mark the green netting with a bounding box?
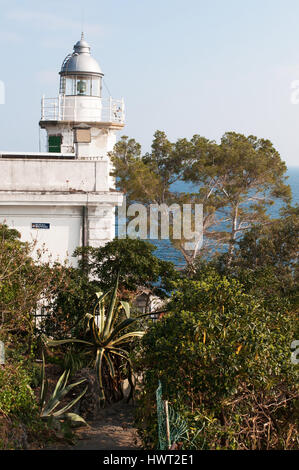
[156,380,189,450]
[156,380,168,450]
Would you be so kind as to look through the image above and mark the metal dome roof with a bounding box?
[60,34,103,76]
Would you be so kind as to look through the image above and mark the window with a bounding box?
[77,79,87,95]
[76,76,91,95]
[65,76,76,95]
[62,75,101,97]
[91,77,101,97]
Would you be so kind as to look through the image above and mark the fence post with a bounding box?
[0,341,5,365]
[164,400,171,449]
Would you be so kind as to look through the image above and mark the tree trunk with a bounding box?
[227,205,239,268]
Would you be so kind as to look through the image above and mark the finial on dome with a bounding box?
[73,34,90,55]
[60,35,103,75]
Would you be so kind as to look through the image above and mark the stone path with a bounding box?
[48,400,142,451]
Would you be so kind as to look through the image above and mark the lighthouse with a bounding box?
[0,35,124,265]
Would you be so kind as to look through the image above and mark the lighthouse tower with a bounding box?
[0,35,124,265]
[40,33,125,187]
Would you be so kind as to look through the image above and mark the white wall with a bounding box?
[0,159,110,192]
[0,158,123,266]
[0,205,82,266]
[62,96,102,122]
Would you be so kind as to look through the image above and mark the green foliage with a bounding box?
[0,223,68,353]
[0,351,87,448]
[135,273,298,449]
[62,347,88,374]
[110,131,291,265]
[110,132,203,264]
[183,132,291,259]
[213,207,299,310]
[234,209,298,272]
[39,353,88,427]
[74,238,177,298]
[156,380,200,450]
[0,362,37,418]
[41,267,99,340]
[0,223,21,242]
[184,132,290,198]
[110,132,184,206]
[46,275,148,403]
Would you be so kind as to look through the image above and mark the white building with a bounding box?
[0,34,124,265]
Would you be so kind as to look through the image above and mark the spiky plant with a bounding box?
[39,352,88,427]
[45,274,147,403]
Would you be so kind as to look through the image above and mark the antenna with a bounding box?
[81,8,85,38]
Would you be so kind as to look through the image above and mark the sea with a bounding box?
[124,166,299,268]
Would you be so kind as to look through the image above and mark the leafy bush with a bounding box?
[213,208,299,310]
[0,362,37,418]
[0,223,68,354]
[0,356,47,449]
[41,267,99,340]
[135,272,298,449]
[74,238,178,299]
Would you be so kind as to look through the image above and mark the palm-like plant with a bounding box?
[45,274,147,402]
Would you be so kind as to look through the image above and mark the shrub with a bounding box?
[0,223,68,354]
[0,362,37,418]
[135,273,298,450]
[0,357,48,449]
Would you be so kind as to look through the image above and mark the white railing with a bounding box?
[104,97,125,124]
[41,95,125,124]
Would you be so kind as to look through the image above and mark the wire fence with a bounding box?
[156,380,204,450]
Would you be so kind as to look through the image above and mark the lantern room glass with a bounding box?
[61,75,102,97]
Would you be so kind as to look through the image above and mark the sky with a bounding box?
[0,0,299,166]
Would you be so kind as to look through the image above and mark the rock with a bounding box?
[71,368,102,420]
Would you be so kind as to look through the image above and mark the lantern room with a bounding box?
[59,34,103,98]
[57,33,104,121]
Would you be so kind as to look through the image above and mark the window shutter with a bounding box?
[48,135,62,153]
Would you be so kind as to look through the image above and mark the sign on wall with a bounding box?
[32,223,50,229]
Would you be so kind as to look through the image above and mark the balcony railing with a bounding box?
[41,95,125,124]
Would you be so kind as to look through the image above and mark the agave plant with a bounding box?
[45,274,147,402]
[40,352,88,427]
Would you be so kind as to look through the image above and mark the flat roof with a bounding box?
[0,151,76,160]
